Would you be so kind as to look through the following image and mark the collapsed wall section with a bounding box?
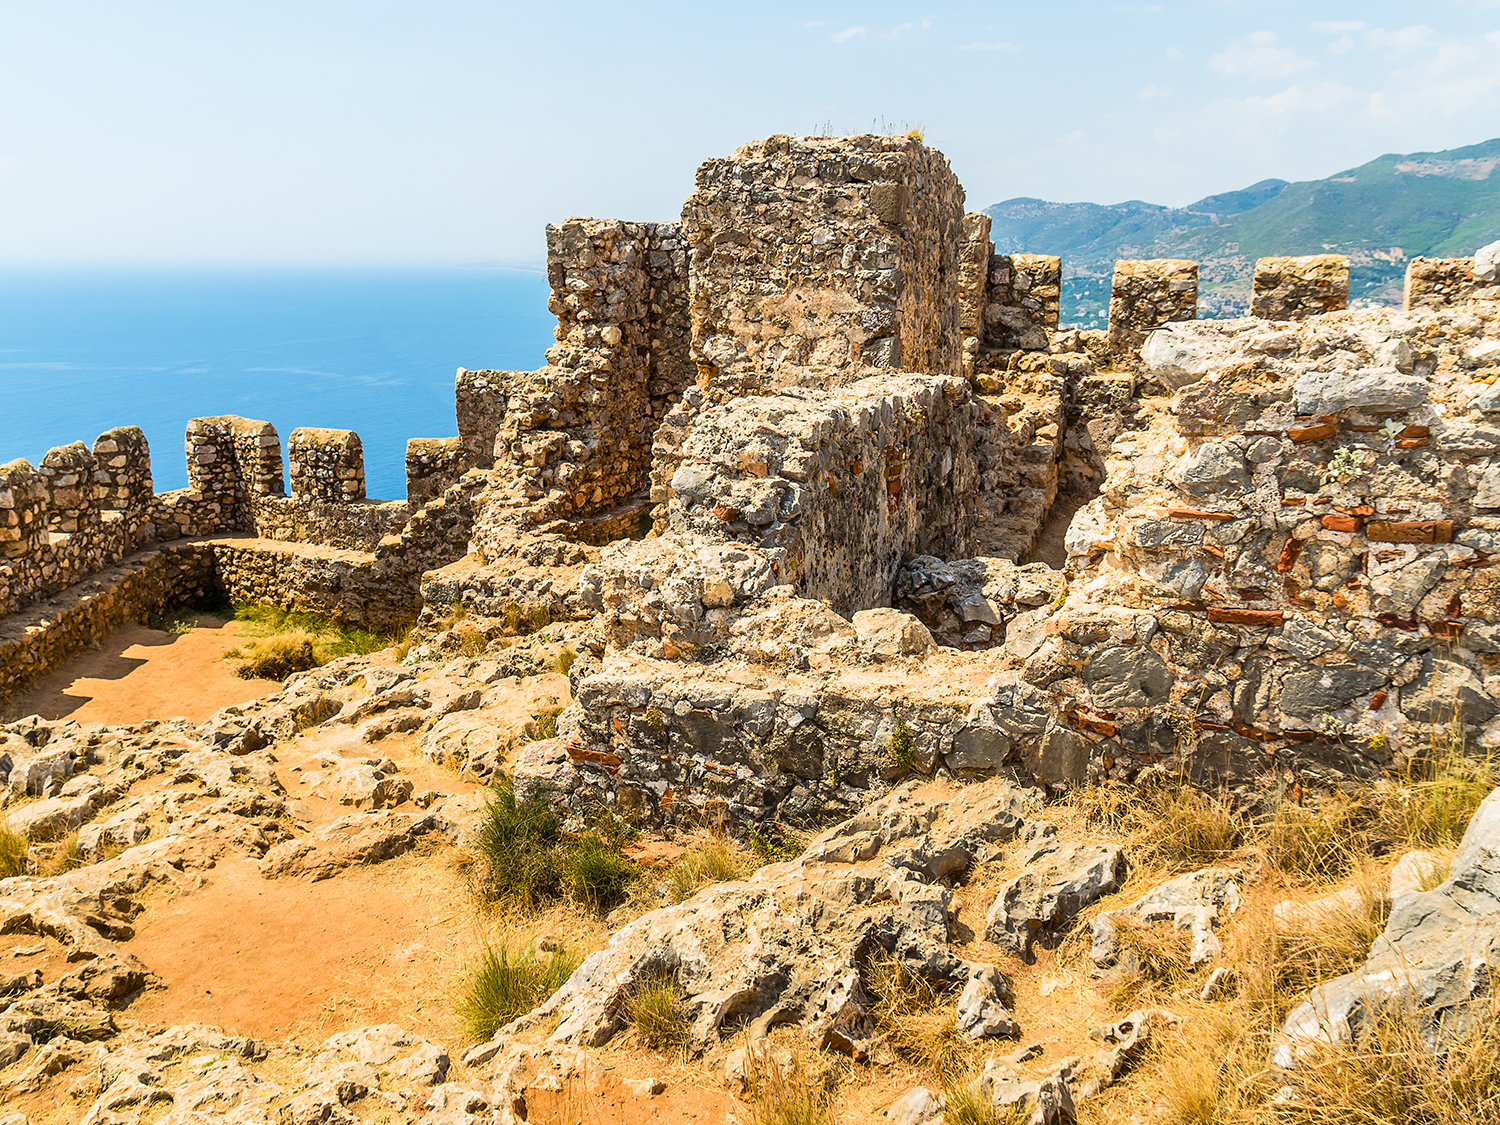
[682,134,965,399]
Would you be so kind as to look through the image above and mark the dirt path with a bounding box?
[2,617,282,724]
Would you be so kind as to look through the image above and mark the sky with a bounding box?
[2,1,1499,267]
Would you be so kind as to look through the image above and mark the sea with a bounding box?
[0,267,556,501]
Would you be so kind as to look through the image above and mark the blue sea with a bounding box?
[0,268,556,501]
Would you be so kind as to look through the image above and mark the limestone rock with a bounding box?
[954,963,1016,1038]
[1275,784,1500,1066]
[1138,323,1236,388]
[852,609,934,659]
[497,779,1031,1059]
[1092,868,1241,970]
[984,833,1126,956]
[885,1086,942,1125]
[1475,239,1500,283]
[1293,367,1430,415]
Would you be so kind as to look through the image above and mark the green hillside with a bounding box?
[986,138,1500,325]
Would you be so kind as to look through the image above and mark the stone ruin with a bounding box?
[3,132,1500,832]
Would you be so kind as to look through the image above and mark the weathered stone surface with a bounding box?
[1293,367,1430,416]
[984,834,1126,956]
[1093,869,1242,970]
[1276,784,1500,1066]
[1399,655,1500,725]
[853,609,935,659]
[491,780,1031,1059]
[1475,238,1500,283]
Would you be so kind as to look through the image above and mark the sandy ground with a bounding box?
[3,617,282,725]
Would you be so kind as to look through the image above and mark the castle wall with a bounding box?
[682,134,965,399]
[1251,255,1349,320]
[1108,259,1198,350]
[986,253,1063,351]
[288,427,365,503]
[1404,257,1500,310]
[582,374,977,654]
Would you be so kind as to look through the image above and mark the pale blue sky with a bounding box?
[2,1,1498,265]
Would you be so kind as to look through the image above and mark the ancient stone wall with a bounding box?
[986,254,1063,351]
[406,437,471,507]
[93,426,153,554]
[1108,259,1198,351]
[1404,257,1500,310]
[288,428,364,503]
[0,543,216,699]
[957,212,992,351]
[1252,255,1349,320]
[683,134,965,399]
[455,368,521,470]
[1061,305,1500,783]
[644,222,694,419]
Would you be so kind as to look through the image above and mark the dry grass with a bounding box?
[0,824,28,879]
[666,836,751,903]
[864,951,983,1084]
[1271,1001,1500,1125]
[745,1039,838,1125]
[627,969,689,1054]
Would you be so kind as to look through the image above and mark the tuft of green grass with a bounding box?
[887,719,920,774]
[564,833,636,914]
[628,970,689,1053]
[455,943,578,1041]
[554,647,577,675]
[223,602,397,680]
[0,826,27,878]
[473,778,565,909]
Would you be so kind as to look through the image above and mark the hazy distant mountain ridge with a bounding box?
[986,137,1500,322]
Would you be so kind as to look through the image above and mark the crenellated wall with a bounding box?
[1251,255,1350,320]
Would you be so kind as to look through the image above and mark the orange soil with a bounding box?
[3,617,282,725]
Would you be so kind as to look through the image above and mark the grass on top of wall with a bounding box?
[222,602,401,680]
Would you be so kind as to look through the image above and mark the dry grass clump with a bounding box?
[667,836,751,902]
[864,951,979,1081]
[1067,778,1239,869]
[1271,1003,1500,1125]
[0,826,27,879]
[745,1040,838,1125]
[627,969,689,1053]
[455,942,579,1041]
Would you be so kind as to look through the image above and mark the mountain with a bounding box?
[986,138,1500,324]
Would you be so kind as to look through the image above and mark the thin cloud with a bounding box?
[959,40,1020,52]
[831,25,867,44]
[1210,32,1316,78]
[882,20,931,40]
[1310,20,1366,33]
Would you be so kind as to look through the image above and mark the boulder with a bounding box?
[1475,238,1500,283]
[1139,323,1238,388]
[1093,868,1241,970]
